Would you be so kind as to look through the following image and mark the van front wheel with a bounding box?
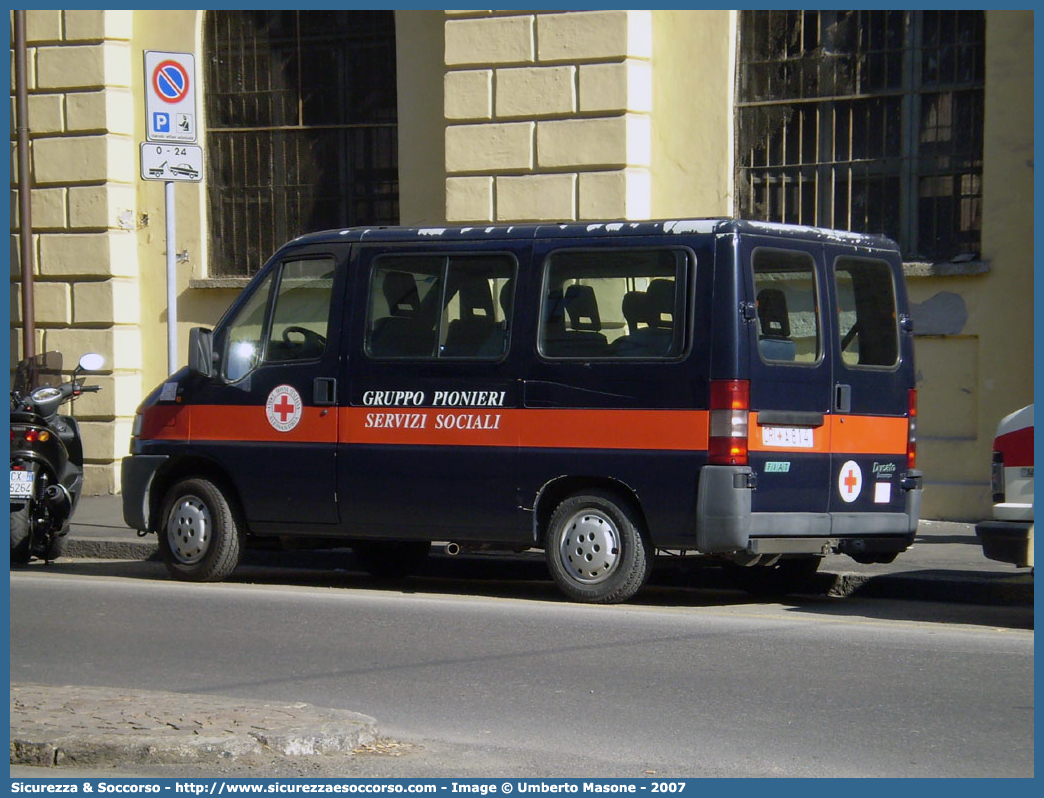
[158,478,243,582]
[545,491,652,604]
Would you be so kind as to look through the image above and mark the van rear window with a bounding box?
[834,257,899,368]
[539,249,689,359]
[751,248,821,365]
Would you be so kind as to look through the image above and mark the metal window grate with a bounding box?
[736,10,984,262]
[204,11,399,276]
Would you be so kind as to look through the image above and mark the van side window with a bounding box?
[222,257,336,381]
[223,270,274,381]
[835,257,899,368]
[266,258,335,363]
[366,254,514,360]
[540,249,688,359]
[751,249,821,364]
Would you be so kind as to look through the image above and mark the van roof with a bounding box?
[289,218,899,251]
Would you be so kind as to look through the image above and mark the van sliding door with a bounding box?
[339,241,527,540]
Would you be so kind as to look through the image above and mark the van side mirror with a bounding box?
[188,327,215,377]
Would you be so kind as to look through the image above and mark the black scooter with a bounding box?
[10,350,104,564]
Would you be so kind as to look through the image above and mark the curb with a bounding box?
[10,684,378,768]
[831,569,1034,606]
[63,537,158,561]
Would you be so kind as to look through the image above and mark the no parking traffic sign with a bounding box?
[145,51,197,143]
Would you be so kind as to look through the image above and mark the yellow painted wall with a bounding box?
[395,10,447,226]
[650,10,734,217]
[10,10,141,492]
[907,9,1034,519]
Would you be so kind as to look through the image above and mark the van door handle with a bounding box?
[313,377,337,406]
[757,410,825,427]
[835,384,852,413]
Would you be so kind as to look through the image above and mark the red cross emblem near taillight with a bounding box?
[838,460,862,503]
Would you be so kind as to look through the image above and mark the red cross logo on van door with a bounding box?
[265,385,303,433]
[273,395,295,422]
[838,460,862,503]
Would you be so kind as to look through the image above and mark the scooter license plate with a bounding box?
[10,470,34,499]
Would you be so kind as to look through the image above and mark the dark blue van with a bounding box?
[122,219,921,603]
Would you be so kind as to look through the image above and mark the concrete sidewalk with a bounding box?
[10,683,377,769]
[62,494,1033,606]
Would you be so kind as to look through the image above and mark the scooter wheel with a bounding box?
[43,533,67,562]
[158,478,243,582]
[10,503,32,565]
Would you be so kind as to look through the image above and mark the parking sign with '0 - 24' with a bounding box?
[140,143,203,183]
[145,51,197,144]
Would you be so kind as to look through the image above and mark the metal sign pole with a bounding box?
[142,51,199,375]
[165,180,177,374]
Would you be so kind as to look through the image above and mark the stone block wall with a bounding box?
[444,10,653,223]
[10,10,140,493]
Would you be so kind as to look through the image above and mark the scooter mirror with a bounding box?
[78,353,105,372]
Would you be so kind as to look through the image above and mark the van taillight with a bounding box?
[907,389,917,469]
[990,450,1005,503]
[709,380,749,465]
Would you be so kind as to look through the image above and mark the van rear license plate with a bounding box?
[761,426,814,448]
[10,470,34,499]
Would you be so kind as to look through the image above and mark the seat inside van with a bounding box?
[757,288,797,361]
[443,279,502,358]
[543,284,609,357]
[370,271,433,357]
[609,278,675,357]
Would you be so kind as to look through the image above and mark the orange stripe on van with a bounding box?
[340,407,710,450]
[142,404,337,444]
[143,403,906,454]
[746,412,908,455]
[519,409,709,451]
[342,407,516,447]
[829,414,908,454]
[141,404,191,440]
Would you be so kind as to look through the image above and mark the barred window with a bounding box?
[736,10,984,262]
[204,11,398,277]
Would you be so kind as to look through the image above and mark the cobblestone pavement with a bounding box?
[10,683,377,768]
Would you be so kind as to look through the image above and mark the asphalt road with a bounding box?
[9,563,1034,778]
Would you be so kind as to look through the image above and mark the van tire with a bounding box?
[353,540,430,579]
[545,491,652,604]
[158,478,243,582]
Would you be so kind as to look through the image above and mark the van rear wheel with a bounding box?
[545,491,652,604]
[158,478,243,582]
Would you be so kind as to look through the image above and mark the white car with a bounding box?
[975,404,1034,567]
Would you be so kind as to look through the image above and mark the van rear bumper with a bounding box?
[696,465,922,555]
